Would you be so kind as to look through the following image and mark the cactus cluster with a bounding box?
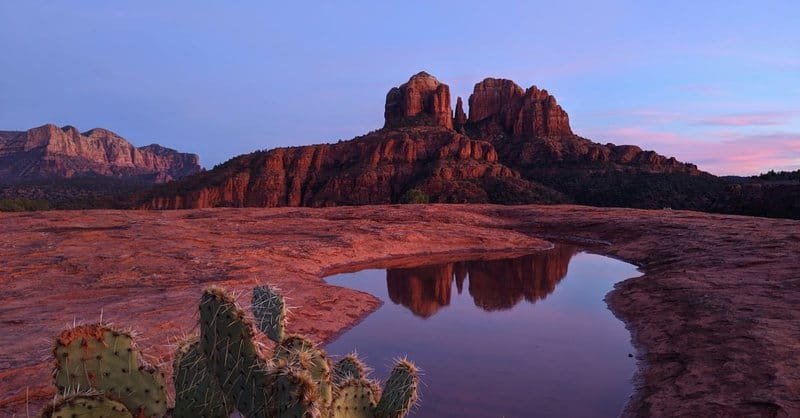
[41,284,420,418]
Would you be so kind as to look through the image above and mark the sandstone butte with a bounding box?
[0,124,200,183]
[143,72,699,210]
[1,205,799,417]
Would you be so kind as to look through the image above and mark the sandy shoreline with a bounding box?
[1,204,798,416]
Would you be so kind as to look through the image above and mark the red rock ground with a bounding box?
[1,205,799,417]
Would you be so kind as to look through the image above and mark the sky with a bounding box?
[0,1,798,176]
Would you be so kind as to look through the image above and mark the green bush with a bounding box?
[400,188,429,204]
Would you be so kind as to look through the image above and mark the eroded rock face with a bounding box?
[463,78,697,174]
[384,72,453,129]
[0,124,200,183]
[454,96,467,131]
[468,78,572,138]
[144,126,557,209]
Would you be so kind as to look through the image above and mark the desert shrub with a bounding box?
[0,198,50,212]
[400,188,429,204]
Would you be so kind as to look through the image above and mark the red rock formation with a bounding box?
[144,126,550,209]
[0,124,200,183]
[468,78,572,138]
[453,97,467,131]
[143,72,705,210]
[384,72,453,129]
[463,78,698,174]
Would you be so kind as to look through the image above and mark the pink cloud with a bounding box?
[695,111,795,126]
[586,126,800,176]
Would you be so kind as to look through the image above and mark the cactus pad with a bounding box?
[173,338,233,418]
[375,359,419,418]
[266,363,320,418]
[332,354,368,386]
[199,286,272,417]
[52,324,167,418]
[330,378,379,418]
[42,394,132,418]
[274,335,333,409]
[252,285,287,343]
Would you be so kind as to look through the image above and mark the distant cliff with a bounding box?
[144,72,703,210]
[0,124,200,183]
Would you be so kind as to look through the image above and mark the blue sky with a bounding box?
[1,1,798,175]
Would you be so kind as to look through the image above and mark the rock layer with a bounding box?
[0,124,200,183]
[144,127,561,209]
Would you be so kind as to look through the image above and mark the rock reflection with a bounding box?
[386,245,577,317]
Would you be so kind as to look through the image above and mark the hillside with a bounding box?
[144,72,714,211]
[0,124,201,209]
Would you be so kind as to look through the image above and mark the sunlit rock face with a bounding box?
[143,127,548,209]
[0,124,200,183]
[385,245,578,317]
[384,71,453,130]
[468,78,572,138]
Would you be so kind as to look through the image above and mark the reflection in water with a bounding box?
[325,247,640,418]
[387,245,577,317]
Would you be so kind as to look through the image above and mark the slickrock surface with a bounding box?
[1,204,799,417]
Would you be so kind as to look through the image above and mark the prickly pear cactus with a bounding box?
[252,285,287,343]
[332,354,368,386]
[52,324,167,418]
[199,286,271,417]
[330,379,379,418]
[375,359,419,418]
[42,394,132,418]
[173,338,233,418]
[266,363,320,418]
[274,335,333,410]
